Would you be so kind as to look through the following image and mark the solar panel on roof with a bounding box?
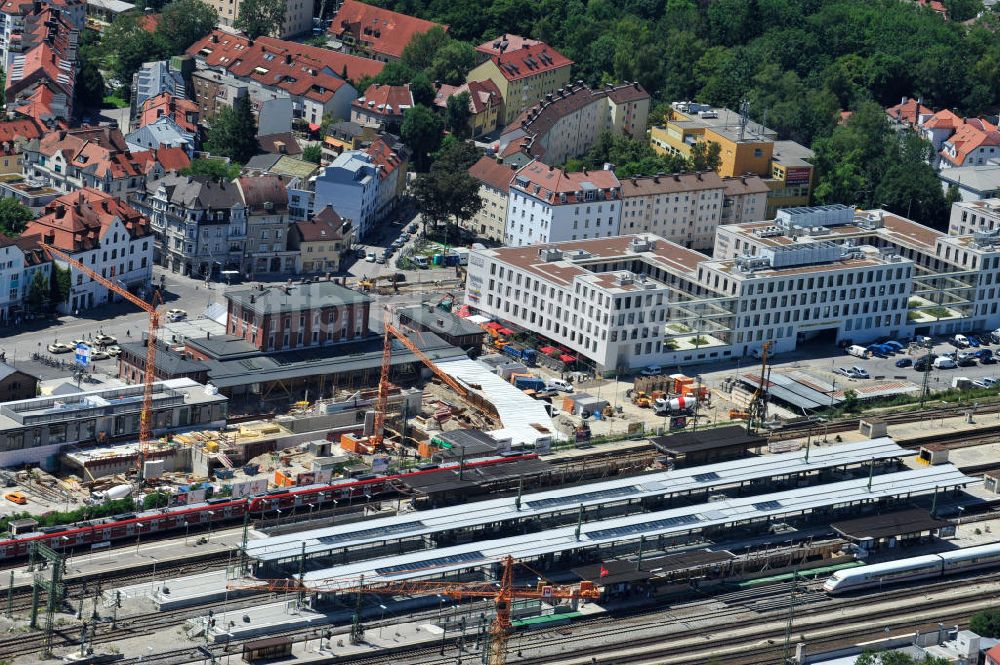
[693,472,721,482]
[586,514,700,540]
[316,521,426,546]
[753,500,782,511]
[375,551,485,575]
[525,485,639,510]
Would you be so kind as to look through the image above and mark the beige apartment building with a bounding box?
[208,0,314,38]
[467,156,517,242]
[468,38,572,126]
[619,172,768,250]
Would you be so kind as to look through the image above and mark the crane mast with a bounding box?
[41,243,160,479]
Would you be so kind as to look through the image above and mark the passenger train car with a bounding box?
[0,454,536,561]
[823,541,1000,593]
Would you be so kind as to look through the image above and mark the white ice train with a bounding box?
[823,541,1000,594]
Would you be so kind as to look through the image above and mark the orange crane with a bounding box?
[229,555,600,665]
[41,243,160,478]
[369,321,473,451]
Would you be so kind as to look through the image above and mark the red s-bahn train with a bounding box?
[0,454,536,561]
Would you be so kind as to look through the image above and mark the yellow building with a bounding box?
[467,39,573,127]
[288,207,350,274]
[650,102,813,214]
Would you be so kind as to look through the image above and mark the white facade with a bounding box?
[61,218,154,314]
[0,242,50,323]
[949,198,1000,235]
[504,163,622,247]
[619,173,726,250]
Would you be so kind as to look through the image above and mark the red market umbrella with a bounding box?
[456,305,471,317]
[540,346,557,354]
[499,328,514,335]
[559,354,577,363]
[484,322,501,330]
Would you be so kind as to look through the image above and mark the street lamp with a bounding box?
[206,511,216,542]
[275,508,282,529]
[135,522,145,554]
[378,604,387,638]
[183,520,189,545]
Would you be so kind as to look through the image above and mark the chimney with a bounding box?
[284,54,292,65]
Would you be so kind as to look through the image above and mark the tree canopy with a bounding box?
[0,198,34,236]
[971,607,1000,638]
[413,139,483,234]
[100,12,167,86]
[158,0,218,53]
[204,96,259,164]
[235,0,286,39]
[180,158,242,180]
[401,105,444,171]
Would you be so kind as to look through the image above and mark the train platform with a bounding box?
[6,526,255,592]
[194,599,330,643]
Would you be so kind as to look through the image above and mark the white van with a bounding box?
[547,379,573,393]
[846,345,870,359]
[413,256,429,268]
[933,356,957,369]
[953,334,969,348]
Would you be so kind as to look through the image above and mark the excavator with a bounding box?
[356,274,403,294]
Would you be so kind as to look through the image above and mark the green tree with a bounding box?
[158,0,218,53]
[971,607,1000,637]
[413,142,483,237]
[0,197,34,235]
[75,44,105,110]
[23,271,48,314]
[143,492,170,509]
[302,144,322,164]
[401,27,452,73]
[842,389,860,413]
[855,650,950,665]
[409,72,436,107]
[101,12,167,86]
[180,158,242,180]
[688,141,722,171]
[429,40,477,85]
[235,0,286,39]
[445,91,471,137]
[401,105,444,171]
[51,264,71,304]
[205,96,258,163]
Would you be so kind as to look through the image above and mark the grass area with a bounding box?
[664,339,679,350]
[690,336,710,346]
[667,323,693,334]
[102,95,129,109]
[921,306,953,319]
[908,298,923,308]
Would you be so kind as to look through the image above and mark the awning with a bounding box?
[456,305,471,317]
[308,123,321,131]
[540,346,556,354]
[498,327,514,335]
[559,354,577,363]
[484,322,501,330]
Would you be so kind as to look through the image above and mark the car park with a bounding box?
[47,342,72,353]
[895,358,912,368]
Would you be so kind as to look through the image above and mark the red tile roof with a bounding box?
[237,175,288,213]
[139,13,159,32]
[37,126,187,179]
[133,146,191,173]
[188,31,383,103]
[475,34,541,58]
[294,207,345,242]
[941,122,1000,167]
[468,155,516,193]
[486,41,572,82]
[923,109,963,130]
[25,188,151,253]
[511,161,620,205]
[365,137,402,179]
[329,0,446,60]
[885,97,932,126]
[0,117,42,151]
[140,92,200,134]
[434,80,501,114]
[353,83,413,117]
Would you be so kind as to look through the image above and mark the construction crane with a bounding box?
[368,321,476,451]
[746,340,772,434]
[229,555,600,665]
[41,243,160,479]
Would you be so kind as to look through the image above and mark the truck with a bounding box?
[512,375,547,391]
[846,345,870,359]
[501,344,538,366]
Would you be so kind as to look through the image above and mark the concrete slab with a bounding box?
[199,599,330,642]
[945,441,1000,471]
[108,569,255,610]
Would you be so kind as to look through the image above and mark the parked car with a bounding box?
[976,349,995,364]
[90,349,109,361]
[640,365,663,376]
[967,335,981,348]
[957,355,977,367]
[547,379,574,393]
[953,334,970,348]
[47,342,72,353]
[71,339,88,348]
[4,491,26,505]
[413,256,429,268]
[106,345,122,357]
[167,308,187,322]
[933,357,957,369]
[365,252,377,263]
[970,335,987,346]
[973,377,998,389]
[94,334,117,346]
[376,256,386,264]
[884,340,904,351]
[894,358,912,368]
[849,366,870,379]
